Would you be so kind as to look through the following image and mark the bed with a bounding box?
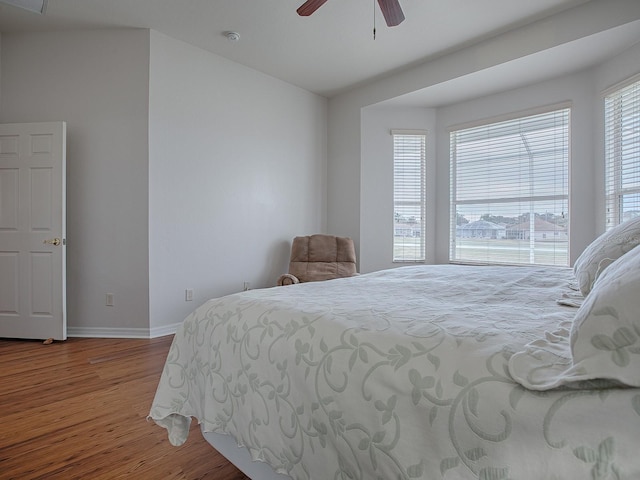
[149,225,640,479]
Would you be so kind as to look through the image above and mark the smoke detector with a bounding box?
[224,31,241,42]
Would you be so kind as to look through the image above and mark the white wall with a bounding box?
[148,31,327,332]
[327,97,362,256]
[327,0,640,268]
[1,3,638,336]
[0,28,327,337]
[0,29,151,335]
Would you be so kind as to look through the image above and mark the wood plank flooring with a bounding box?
[0,336,250,480]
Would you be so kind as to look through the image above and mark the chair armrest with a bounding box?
[277,273,300,286]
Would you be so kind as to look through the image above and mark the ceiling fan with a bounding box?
[297,0,405,27]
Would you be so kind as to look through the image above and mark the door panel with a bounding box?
[0,168,19,229]
[0,252,19,313]
[31,167,54,230]
[0,122,66,340]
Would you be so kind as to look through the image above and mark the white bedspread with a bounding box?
[150,265,640,479]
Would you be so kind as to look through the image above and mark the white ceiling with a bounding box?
[0,0,605,98]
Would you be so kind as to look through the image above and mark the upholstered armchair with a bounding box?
[277,234,358,286]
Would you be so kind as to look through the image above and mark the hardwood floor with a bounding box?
[0,336,250,480]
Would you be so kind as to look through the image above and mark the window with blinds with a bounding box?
[393,131,426,262]
[450,108,570,266]
[605,77,640,229]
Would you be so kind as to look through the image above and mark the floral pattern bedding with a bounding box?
[149,265,640,480]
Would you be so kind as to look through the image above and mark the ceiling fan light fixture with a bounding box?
[296,0,404,28]
[377,0,404,27]
[0,0,47,14]
[297,0,329,16]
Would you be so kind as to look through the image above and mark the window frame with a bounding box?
[392,130,427,263]
[448,105,571,267]
[604,74,640,229]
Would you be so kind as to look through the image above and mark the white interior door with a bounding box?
[0,122,67,340]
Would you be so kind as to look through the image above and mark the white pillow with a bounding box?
[509,245,640,390]
[573,216,640,296]
[568,244,640,387]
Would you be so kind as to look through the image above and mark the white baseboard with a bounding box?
[68,322,181,339]
[149,322,182,338]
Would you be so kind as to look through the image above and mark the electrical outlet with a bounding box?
[106,293,114,306]
[185,289,194,301]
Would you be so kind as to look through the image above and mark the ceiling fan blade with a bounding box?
[297,0,329,16]
[377,0,405,26]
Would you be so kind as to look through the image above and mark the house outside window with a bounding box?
[393,131,426,262]
[605,76,640,228]
[450,107,570,266]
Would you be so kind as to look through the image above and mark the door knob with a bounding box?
[43,238,61,246]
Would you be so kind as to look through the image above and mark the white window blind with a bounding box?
[393,131,426,262]
[450,108,569,266]
[605,77,640,229]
